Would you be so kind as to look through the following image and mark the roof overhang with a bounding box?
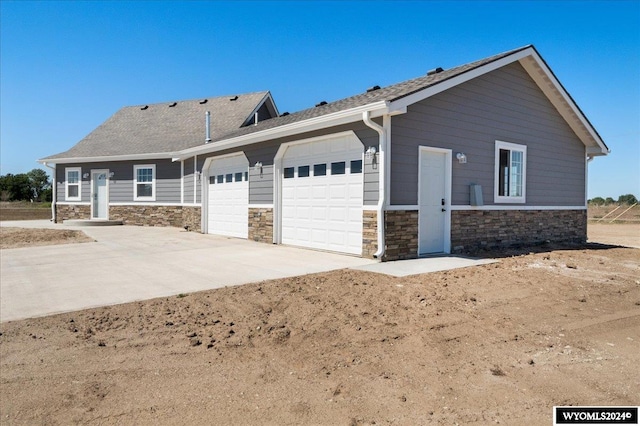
[37,152,176,165]
[174,100,394,160]
[388,46,609,156]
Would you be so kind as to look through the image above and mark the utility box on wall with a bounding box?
[470,184,483,206]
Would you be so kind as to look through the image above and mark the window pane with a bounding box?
[235,172,243,182]
[67,185,78,198]
[510,151,523,197]
[225,173,233,183]
[137,168,153,183]
[498,149,509,197]
[217,175,224,184]
[298,165,310,177]
[67,171,79,183]
[350,160,362,174]
[209,176,216,184]
[284,167,294,179]
[137,183,152,197]
[244,172,248,181]
[331,161,346,175]
[313,164,326,176]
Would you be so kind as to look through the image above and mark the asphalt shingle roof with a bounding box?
[43,46,531,160]
[43,91,270,159]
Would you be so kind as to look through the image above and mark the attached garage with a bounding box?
[278,132,364,255]
[205,153,249,238]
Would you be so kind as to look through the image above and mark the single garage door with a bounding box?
[281,134,363,254]
[207,154,249,238]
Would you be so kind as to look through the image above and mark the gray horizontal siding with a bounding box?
[183,159,194,204]
[55,159,182,204]
[249,165,274,204]
[390,61,586,207]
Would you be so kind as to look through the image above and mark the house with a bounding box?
[39,45,609,261]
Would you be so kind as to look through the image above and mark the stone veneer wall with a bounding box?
[248,208,273,243]
[383,210,419,261]
[55,204,91,223]
[362,210,378,258]
[56,204,203,231]
[451,209,587,252]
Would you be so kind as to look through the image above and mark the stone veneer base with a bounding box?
[248,208,273,243]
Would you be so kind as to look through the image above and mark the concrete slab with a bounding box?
[350,256,498,277]
[1,221,375,322]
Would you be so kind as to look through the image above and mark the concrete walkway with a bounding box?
[1,221,498,322]
[0,221,375,322]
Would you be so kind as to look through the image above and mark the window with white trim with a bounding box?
[65,167,81,201]
[134,164,156,201]
[494,141,526,203]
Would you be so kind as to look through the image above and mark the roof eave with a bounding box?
[175,100,391,160]
[37,152,177,165]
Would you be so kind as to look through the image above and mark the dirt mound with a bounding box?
[1,245,638,424]
[0,227,94,249]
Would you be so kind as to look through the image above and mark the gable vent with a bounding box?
[315,101,328,107]
[366,85,381,92]
[427,67,444,76]
[140,105,149,110]
[230,95,238,101]
[169,102,177,107]
[199,99,208,104]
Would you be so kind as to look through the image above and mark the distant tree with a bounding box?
[605,197,616,205]
[0,173,32,201]
[27,168,51,201]
[617,194,638,205]
[589,197,605,205]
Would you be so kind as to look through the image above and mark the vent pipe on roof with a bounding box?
[254,112,259,125]
[315,101,328,107]
[366,85,381,92]
[169,102,177,107]
[427,67,444,76]
[205,111,211,143]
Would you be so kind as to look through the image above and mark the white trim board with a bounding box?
[248,204,274,209]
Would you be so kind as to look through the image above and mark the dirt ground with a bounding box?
[0,227,94,250]
[0,202,52,221]
[1,227,639,425]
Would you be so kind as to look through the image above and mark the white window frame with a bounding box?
[65,167,82,201]
[494,140,527,204]
[133,164,156,201]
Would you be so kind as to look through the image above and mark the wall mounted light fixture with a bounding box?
[254,162,263,178]
[365,146,377,160]
[82,173,89,179]
[109,172,115,178]
[456,152,467,164]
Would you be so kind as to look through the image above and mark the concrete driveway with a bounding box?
[0,221,375,322]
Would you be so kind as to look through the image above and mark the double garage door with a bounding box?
[206,134,364,255]
[281,134,364,255]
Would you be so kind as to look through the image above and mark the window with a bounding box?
[225,173,233,183]
[235,172,243,182]
[217,175,224,184]
[298,165,310,178]
[134,164,156,201]
[209,176,216,184]
[350,160,363,174]
[284,167,294,179]
[313,164,327,176]
[65,167,81,201]
[494,141,526,203]
[331,161,346,175]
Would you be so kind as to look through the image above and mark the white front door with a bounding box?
[280,134,363,255]
[91,171,108,219]
[419,149,450,254]
[207,154,249,238]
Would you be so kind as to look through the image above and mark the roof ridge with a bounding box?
[127,90,270,109]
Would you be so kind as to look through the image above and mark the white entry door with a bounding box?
[91,171,108,219]
[207,154,249,238]
[281,134,363,255]
[419,149,450,254]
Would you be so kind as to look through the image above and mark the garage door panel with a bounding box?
[207,155,249,239]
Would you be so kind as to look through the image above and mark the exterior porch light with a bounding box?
[456,152,467,164]
[365,146,377,160]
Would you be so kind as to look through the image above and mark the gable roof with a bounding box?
[40,45,608,164]
[41,91,274,161]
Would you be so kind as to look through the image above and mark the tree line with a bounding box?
[588,194,638,206]
[0,169,52,202]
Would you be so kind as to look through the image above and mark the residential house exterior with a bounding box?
[39,45,609,261]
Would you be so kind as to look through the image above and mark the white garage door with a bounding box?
[281,134,363,255]
[207,154,249,238]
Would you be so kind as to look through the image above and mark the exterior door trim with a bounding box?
[90,169,109,220]
[417,146,452,255]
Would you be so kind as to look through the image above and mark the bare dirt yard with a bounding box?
[0,202,52,222]
[1,226,639,425]
[0,227,94,250]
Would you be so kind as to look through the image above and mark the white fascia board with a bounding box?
[518,52,609,156]
[388,48,534,113]
[175,101,390,160]
[37,152,176,165]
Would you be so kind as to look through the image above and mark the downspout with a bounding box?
[586,154,594,207]
[42,162,56,222]
[362,111,386,259]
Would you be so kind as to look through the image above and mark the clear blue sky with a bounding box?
[1,0,638,199]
